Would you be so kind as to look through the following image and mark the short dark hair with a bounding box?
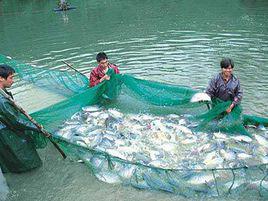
[220,58,234,69]
[96,52,108,62]
[0,64,15,79]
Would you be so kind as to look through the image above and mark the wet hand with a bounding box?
[105,75,110,80]
[100,75,110,82]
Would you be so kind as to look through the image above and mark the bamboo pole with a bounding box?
[61,60,87,77]
[0,89,66,159]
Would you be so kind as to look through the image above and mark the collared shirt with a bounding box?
[89,64,120,87]
[206,73,243,105]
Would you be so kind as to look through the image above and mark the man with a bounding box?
[0,64,42,173]
[206,58,243,113]
[89,52,120,87]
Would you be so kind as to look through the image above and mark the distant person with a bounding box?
[205,58,243,113]
[58,0,69,10]
[89,52,120,87]
[0,64,42,173]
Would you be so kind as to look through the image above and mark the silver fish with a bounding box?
[230,135,252,143]
[82,105,102,112]
[95,171,121,184]
[254,134,268,148]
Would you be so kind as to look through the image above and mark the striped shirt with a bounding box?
[89,64,120,87]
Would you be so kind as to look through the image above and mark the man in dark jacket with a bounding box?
[0,64,42,173]
[206,58,243,113]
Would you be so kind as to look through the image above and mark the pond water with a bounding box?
[1,0,268,200]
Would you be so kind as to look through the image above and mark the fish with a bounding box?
[130,171,150,189]
[243,157,262,167]
[57,104,268,194]
[95,171,121,184]
[89,111,104,118]
[108,109,124,119]
[143,171,175,193]
[261,156,268,163]
[203,152,224,168]
[178,119,187,125]
[82,105,102,112]
[175,125,193,135]
[89,134,103,148]
[167,114,180,119]
[116,163,136,179]
[190,92,211,103]
[230,135,252,143]
[99,137,115,148]
[224,179,247,192]
[237,153,252,160]
[227,141,252,154]
[254,134,268,148]
[90,156,105,169]
[219,149,236,161]
[255,146,268,156]
[258,125,266,131]
[149,159,170,169]
[134,153,151,164]
[160,142,178,153]
[181,137,197,145]
[248,180,268,190]
[213,132,228,140]
[105,149,128,160]
[75,125,99,135]
[186,172,215,185]
[149,150,165,161]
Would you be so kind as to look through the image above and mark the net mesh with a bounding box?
[1,54,268,197]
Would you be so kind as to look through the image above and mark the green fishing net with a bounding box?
[1,54,268,196]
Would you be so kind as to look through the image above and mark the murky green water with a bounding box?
[1,0,268,200]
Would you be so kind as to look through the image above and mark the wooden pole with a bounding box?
[61,60,87,77]
[0,89,66,159]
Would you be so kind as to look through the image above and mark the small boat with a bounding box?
[53,6,76,12]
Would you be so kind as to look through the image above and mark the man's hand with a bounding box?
[100,75,110,82]
[226,103,235,113]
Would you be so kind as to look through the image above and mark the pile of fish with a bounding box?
[56,105,268,195]
[57,105,268,169]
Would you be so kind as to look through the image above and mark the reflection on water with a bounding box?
[1,0,268,200]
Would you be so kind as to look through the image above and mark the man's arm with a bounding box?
[233,79,243,106]
[109,64,120,74]
[89,70,101,87]
[205,77,217,99]
[226,79,243,113]
[0,99,39,132]
[114,65,120,74]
